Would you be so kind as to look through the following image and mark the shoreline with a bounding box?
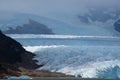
[18,67,74,78]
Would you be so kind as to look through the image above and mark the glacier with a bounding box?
[7,34,120,78]
[24,45,120,78]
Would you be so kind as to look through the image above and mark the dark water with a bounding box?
[33,78,116,80]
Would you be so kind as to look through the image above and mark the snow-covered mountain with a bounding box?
[78,8,120,23]
[0,10,120,36]
[77,8,120,36]
[0,11,81,35]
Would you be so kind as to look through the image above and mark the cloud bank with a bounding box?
[0,0,119,16]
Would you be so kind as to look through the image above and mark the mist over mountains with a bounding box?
[0,0,120,35]
[0,10,120,36]
[78,8,120,24]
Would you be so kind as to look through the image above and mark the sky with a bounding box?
[0,0,119,16]
[0,0,120,25]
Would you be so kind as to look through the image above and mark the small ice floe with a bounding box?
[3,75,32,79]
[74,73,82,78]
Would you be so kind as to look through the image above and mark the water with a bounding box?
[7,34,120,46]
[7,34,120,78]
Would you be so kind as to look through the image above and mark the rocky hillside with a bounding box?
[0,30,40,69]
[3,19,54,34]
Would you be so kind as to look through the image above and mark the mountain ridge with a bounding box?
[3,19,54,34]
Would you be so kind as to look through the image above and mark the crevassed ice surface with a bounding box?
[7,34,120,78]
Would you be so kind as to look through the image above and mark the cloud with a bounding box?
[0,0,119,23]
[0,0,119,13]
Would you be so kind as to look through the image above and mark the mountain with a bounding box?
[114,19,120,32]
[0,30,39,69]
[0,12,81,35]
[3,19,54,34]
[0,10,120,36]
[77,8,120,36]
[78,8,120,24]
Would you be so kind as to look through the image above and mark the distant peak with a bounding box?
[28,19,39,24]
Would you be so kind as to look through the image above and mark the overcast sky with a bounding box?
[0,0,119,13]
[0,0,120,22]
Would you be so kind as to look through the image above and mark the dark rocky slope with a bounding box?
[0,30,40,69]
[3,19,54,34]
